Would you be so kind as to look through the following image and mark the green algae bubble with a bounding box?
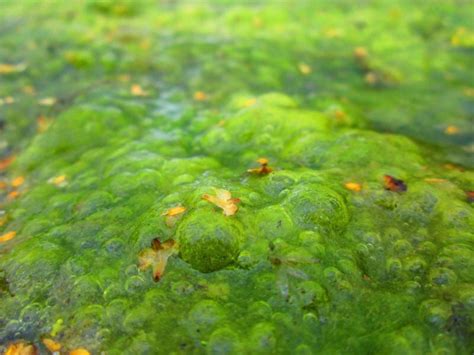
[248,322,277,353]
[284,184,349,233]
[207,327,243,355]
[187,300,226,337]
[255,205,295,241]
[419,300,453,330]
[177,210,242,272]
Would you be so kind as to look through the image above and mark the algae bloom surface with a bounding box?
[0,1,473,354]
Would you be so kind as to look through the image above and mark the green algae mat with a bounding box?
[1,1,474,354]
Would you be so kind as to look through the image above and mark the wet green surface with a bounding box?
[0,1,473,354]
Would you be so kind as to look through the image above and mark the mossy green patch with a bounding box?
[0,0,473,354]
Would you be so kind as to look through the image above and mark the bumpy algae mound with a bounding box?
[177,210,242,272]
[0,0,473,354]
[1,93,473,354]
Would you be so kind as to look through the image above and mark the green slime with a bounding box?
[0,1,473,354]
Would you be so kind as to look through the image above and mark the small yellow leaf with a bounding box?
[444,125,459,135]
[42,338,61,352]
[242,98,257,108]
[365,72,377,85]
[298,63,312,75]
[38,97,57,106]
[344,182,362,192]
[0,231,16,243]
[193,91,207,101]
[0,96,15,105]
[353,47,368,59]
[22,85,36,95]
[140,38,151,50]
[463,87,474,97]
[162,206,186,217]
[443,163,463,171]
[0,62,27,74]
[131,84,148,96]
[69,349,90,355]
[7,190,20,200]
[138,239,178,281]
[5,342,37,355]
[162,206,186,227]
[37,115,52,133]
[248,158,273,175]
[11,176,25,188]
[424,178,448,183]
[48,175,67,187]
[324,28,343,38]
[202,189,240,216]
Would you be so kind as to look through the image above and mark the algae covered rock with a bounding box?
[0,91,473,353]
[0,0,473,351]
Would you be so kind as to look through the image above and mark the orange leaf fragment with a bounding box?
[0,231,16,243]
[42,338,61,352]
[69,349,90,355]
[344,182,362,192]
[162,206,186,217]
[5,342,37,355]
[248,158,273,175]
[353,46,368,60]
[37,115,51,133]
[384,175,407,192]
[38,97,57,106]
[130,84,148,96]
[444,125,459,135]
[11,176,25,188]
[161,206,187,227]
[0,180,8,190]
[467,191,474,203]
[443,163,464,171]
[0,155,16,170]
[7,190,20,200]
[202,188,240,216]
[139,238,178,282]
[193,91,207,101]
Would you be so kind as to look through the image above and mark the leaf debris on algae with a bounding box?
[202,189,240,216]
[384,175,407,192]
[0,231,16,243]
[139,238,179,282]
[247,158,273,175]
